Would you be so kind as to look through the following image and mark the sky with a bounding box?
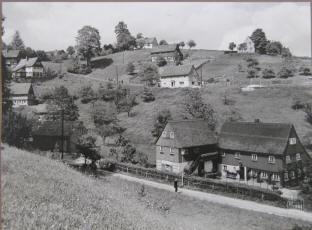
[2,2,311,57]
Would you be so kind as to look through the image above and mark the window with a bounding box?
[162,131,167,137]
[290,171,295,179]
[261,172,268,178]
[286,155,291,163]
[251,154,257,161]
[296,153,301,161]
[159,146,163,152]
[192,82,195,85]
[284,172,289,181]
[179,82,184,85]
[234,152,240,159]
[221,152,226,157]
[223,165,227,171]
[169,147,174,155]
[268,156,275,164]
[272,173,280,181]
[170,132,174,139]
[289,138,296,145]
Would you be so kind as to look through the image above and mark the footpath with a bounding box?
[111,173,312,223]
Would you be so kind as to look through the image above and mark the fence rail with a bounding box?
[97,161,306,210]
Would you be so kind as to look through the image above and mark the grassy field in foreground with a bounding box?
[2,145,312,230]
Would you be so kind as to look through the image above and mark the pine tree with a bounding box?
[10,31,25,50]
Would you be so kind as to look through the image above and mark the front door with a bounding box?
[171,81,175,87]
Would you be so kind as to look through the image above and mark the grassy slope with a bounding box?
[2,145,311,230]
[33,50,312,164]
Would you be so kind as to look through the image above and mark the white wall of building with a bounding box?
[11,96,29,107]
[160,75,201,88]
[156,160,188,174]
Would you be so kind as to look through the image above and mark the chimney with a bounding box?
[254,119,260,123]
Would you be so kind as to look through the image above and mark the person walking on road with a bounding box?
[174,178,178,192]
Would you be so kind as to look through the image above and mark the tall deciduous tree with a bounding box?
[46,86,79,121]
[138,63,159,86]
[187,40,196,49]
[265,41,283,56]
[159,40,168,45]
[76,25,101,66]
[10,31,25,50]
[151,109,172,138]
[114,21,136,51]
[66,46,75,56]
[181,89,216,130]
[250,28,268,54]
[229,42,236,51]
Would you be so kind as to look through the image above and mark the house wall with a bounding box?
[11,95,29,107]
[25,66,44,77]
[160,70,201,88]
[156,145,188,173]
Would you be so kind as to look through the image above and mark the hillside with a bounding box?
[2,145,311,230]
[32,50,312,164]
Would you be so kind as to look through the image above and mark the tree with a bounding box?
[136,39,145,49]
[76,134,101,167]
[187,40,196,49]
[79,85,95,104]
[119,94,137,117]
[20,47,37,59]
[181,89,216,130]
[126,62,135,74]
[238,43,247,52]
[91,101,117,126]
[98,123,125,142]
[155,55,167,67]
[250,28,268,54]
[266,41,283,56]
[179,41,185,49]
[141,87,155,102]
[262,68,276,79]
[151,109,172,138]
[10,31,25,50]
[159,40,168,45]
[46,86,79,121]
[136,33,143,39]
[281,47,292,58]
[229,42,236,51]
[299,67,311,76]
[76,25,101,66]
[114,21,136,51]
[246,57,261,78]
[2,112,36,148]
[36,50,50,61]
[138,63,159,86]
[66,46,75,56]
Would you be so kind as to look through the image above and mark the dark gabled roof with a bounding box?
[2,50,20,58]
[32,121,84,137]
[10,83,32,95]
[12,57,40,72]
[219,122,293,155]
[156,119,217,148]
[151,44,178,54]
[159,64,194,78]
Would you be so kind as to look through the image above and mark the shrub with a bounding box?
[79,85,96,104]
[126,62,135,74]
[141,87,155,102]
[155,55,167,67]
[67,60,92,75]
[278,67,294,78]
[262,68,276,79]
[299,67,312,76]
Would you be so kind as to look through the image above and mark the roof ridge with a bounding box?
[225,121,292,126]
[221,132,288,140]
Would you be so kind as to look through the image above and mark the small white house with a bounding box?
[238,37,255,53]
[159,64,202,88]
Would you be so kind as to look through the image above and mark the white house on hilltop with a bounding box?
[238,37,255,53]
[159,64,202,88]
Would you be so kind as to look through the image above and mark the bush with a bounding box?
[141,87,155,102]
[79,85,96,104]
[278,67,294,78]
[262,68,276,79]
[155,55,167,67]
[299,67,312,76]
[67,60,92,75]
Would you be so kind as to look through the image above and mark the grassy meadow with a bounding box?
[2,145,312,230]
[31,49,312,164]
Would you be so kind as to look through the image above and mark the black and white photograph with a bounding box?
[1,1,312,229]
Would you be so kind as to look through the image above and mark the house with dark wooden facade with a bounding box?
[2,49,21,68]
[155,120,218,175]
[32,121,86,153]
[10,83,36,108]
[218,121,311,187]
[151,44,183,64]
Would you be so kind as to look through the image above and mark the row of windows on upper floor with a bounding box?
[222,152,301,163]
[162,131,174,139]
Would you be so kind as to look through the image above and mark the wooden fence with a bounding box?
[99,161,295,209]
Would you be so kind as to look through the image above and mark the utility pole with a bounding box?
[115,65,119,87]
[61,109,64,159]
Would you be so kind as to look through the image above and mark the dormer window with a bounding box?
[162,131,167,137]
[289,138,296,145]
[268,156,275,164]
[170,132,174,139]
[234,152,240,159]
[296,153,301,161]
[251,154,257,161]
